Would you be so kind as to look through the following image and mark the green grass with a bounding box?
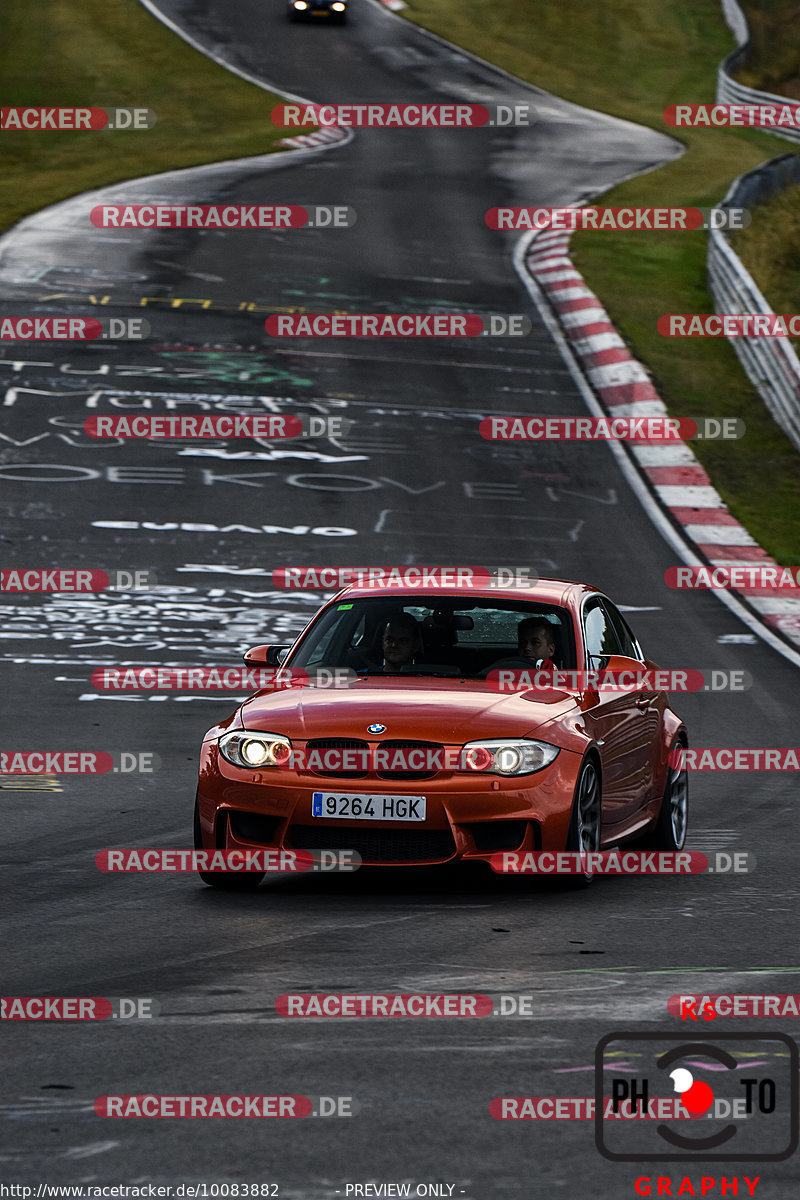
[399,0,800,562]
[737,0,800,99]
[0,0,293,233]
[727,3,800,359]
[731,181,800,358]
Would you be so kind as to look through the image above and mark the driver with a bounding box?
[381,612,423,671]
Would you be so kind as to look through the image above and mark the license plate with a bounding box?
[312,792,426,821]
[312,9,329,13]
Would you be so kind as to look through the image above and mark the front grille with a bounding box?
[304,738,369,778]
[465,820,528,853]
[288,824,456,863]
[228,811,283,845]
[302,738,445,780]
[374,740,444,780]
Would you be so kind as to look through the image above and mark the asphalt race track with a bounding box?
[2,2,799,1196]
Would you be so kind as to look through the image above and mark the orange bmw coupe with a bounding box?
[194,578,688,887]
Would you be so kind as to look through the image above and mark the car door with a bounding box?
[580,597,655,828]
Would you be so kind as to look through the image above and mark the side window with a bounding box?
[583,600,623,666]
[602,600,642,661]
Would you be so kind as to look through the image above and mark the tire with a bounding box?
[193,792,265,890]
[564,757,602,887]
[641,740,689,852]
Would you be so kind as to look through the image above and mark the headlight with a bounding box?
[461,738,559,776]
[293,2,309,9]
[331,4,346,9]
[219,731,292,769]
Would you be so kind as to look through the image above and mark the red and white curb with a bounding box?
[278,125,348,151]
[524,219,800,652]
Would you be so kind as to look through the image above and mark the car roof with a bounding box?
[332,577,601,606]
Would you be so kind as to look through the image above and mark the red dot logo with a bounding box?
[670,1067,714,1115]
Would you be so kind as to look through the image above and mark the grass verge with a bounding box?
[0,0,292,233]
[401,0,800,562]
[731,181,800,357]
[737,0,800,99]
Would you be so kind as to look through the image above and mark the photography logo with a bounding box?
[595,1032,798,1162]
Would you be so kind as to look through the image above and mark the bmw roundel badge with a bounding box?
[367,723,387,734]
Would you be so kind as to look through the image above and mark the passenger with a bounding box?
[483,616,558,675]
[516,617,557,669]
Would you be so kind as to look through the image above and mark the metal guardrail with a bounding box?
[717,0,800,146]
[709,156,800,453]
[707,2,800,451]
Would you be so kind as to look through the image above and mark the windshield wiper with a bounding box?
[354,669,479,679]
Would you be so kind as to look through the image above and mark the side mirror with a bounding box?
[243,644,290,667]
[603,654,647,673]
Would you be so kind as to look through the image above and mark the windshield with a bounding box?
[286,595,576,678]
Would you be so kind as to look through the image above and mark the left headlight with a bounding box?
[219,731,292,769]
[461,738,559,776]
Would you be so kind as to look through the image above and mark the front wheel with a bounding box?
[193,793,265,890]
[564,757,602,886]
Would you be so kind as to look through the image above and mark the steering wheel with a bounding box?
[347,647,381,671]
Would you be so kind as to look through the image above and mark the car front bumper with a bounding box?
[197,741,584,866]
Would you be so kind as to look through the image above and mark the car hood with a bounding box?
[240,677,576,741]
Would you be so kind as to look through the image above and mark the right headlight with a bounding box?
[219,731,292,769]
[460,738,559,776]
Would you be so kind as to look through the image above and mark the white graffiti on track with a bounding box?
[0,586,323,663]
